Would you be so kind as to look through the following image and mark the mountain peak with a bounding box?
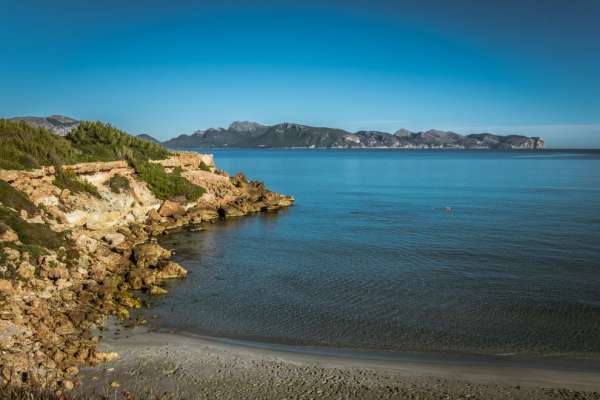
[228,121,266,132]
[394,128,412,137]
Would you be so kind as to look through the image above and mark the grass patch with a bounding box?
[0,181,38,216]
[108,174,130,193]
[128,157,205,201]
[53,168,100,198]
[0,206,66,250]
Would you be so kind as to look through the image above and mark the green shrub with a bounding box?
[0,181,38,216]
[0,206,66,250]
[199,161,211,172]
[67,121,171,162]
[0,119,80,170]
[108,174,131,193]
[128,157,205,201]
[53,168,100,198]
[0,119,172,171]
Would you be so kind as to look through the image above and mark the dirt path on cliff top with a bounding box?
[75,324,600,400]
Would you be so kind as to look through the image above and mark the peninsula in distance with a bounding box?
[12,115,545,150]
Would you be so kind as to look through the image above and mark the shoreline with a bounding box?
[75,322,600,399]
[0,149,294,394]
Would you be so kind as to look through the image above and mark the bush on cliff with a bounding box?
[0,181,38,216]
[67,121,170,162]
[1,118,203,201]
[128,156,205,201]
[53,168,101,198]
[0,119,170,170]
[0,119,79,170]
[0,206,66,249]
[108,174,130,193]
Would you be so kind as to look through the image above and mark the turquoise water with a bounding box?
[154,150,600,356]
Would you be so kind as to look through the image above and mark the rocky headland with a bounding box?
[0,122,293,395]
[164,121,545,149]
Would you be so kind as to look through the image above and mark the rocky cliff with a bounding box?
[0,151,293,394]
[164,121,545,150]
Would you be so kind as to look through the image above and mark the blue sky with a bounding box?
[1,0,599,147]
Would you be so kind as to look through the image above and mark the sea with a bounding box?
[150,149,600,358]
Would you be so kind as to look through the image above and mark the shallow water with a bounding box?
[153,149,600,357]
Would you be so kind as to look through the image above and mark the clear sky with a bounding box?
[1,0,599,147]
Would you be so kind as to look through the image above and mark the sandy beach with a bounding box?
[76,322,600,400]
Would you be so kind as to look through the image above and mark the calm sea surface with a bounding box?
[153,149,600,357]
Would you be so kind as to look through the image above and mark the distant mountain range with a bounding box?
[164,121,545,149]
[7,116,545,149]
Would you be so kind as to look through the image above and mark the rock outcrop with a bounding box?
[0,151,293,394]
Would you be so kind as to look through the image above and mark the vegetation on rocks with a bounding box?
[199,161,211,172]
[0,206,66,250]
[66,121,170,162]
[108,174,130,194]
[0,181,38,216]
[53,169,101,198]
[128,157,205,201]
[0,119,294,395]
[1,118,203,202]
[0,120,79,170]
[0,119,170,170]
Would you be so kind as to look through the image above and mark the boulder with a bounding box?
[0,223,18,243]
[0,279,14,295]
[221,206,245,218]
[157,261,188,279]
[85,211,121,231]
[103,233,125,247]
[187,207,219,223]
[149,285,167,295]
[2,247,20,261]
[158,200,185,218]
[147,208,162,223]
[17,262,35,280]
[132,243,170,268]
[59,189,70,203]
[47,266,69,280]
[93,351,119,363]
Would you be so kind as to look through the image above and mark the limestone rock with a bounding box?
[158,200,185,218]
[0,279,14,295]
[133,243,170,268]
[0,224,18,243]
[63,380,74,390]
[103,233,125,247]
[147,208,162,223]
[157,261,187,279]
[93,352,119,363]
[17,262,35,280]
[59,189,70,203]
[149,285,168,295]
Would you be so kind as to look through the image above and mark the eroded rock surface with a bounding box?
[0,151,293,394]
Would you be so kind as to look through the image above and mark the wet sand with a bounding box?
[77,325,600,399]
